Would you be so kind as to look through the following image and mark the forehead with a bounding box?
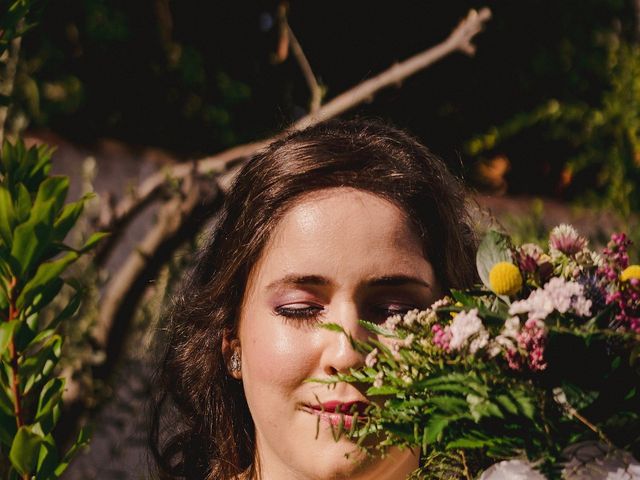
[249,188,431,284]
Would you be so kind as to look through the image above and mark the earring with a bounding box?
[229,350,241,374]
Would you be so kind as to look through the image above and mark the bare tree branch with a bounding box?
[60,172,224,445]
[95,8,491,268]
[92,173,222,358]
[287,24,323,113]
[293,8,492,130]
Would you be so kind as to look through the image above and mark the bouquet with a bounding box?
[321,225,640,479]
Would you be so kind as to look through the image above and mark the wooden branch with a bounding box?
[287,24,323,113]
[96,7,491,267]
[293,7,492,130]
[59,172,224,446]
[92,174,221,359]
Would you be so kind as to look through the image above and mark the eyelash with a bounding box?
[274,304,415,323]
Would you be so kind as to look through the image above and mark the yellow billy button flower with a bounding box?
[620,265,640,282]
[489,262,523,296]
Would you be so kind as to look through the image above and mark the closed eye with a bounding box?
[275,304,324,322]
[371,303,416,321]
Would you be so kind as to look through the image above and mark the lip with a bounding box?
[302,400,370,430]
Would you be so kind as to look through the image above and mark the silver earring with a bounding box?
[229,350,241,374]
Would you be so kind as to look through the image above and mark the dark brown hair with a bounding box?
[149,119,478,479]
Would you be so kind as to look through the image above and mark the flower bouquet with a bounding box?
[321,225,640,479]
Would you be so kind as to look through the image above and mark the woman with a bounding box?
[150,119,478,479]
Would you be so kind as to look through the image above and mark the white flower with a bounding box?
[510,288,555,320]
[402,333,415,347]
[402,309,419,326]
[373,371,384,388]
[495,316,521,350]
[481,443,640,479]
[509,277,592,320]
[382,314,402,331]
[562,441,640,479]
[365,348,378,367]
[448,308,489,353]
[430,297,451,310]
[479,459,546,480]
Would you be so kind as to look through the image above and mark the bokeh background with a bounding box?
[3,0,640,477]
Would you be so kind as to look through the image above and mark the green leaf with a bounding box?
[425,415,451,444]
[9,425,43,476]
[0,320,18,355]
[476,230,513,291]
[358,319,397,337]
[43,290,82,333]
[447,434,492,449]
[367,385,400,396]
[80,231,109,253]
[495,394,519,415]
[0,406,16,447]
[320,322,346,333]
[14,313,40,352]
[428,395,468,414]
[0,370,15,416]
[21,335,62,395]
[16,251,78,310]
[0,285,7,310]
[35,378,64,434]
[15,183,31,224]
[54,426,91,477]
[11,199,56,275]
[512,389,536,420]
[36,436,59,479]
[467,393,504,421]
[52,196,87,242]
[559,383,599,411]
[0,186,16,247]
[33,176,69,216]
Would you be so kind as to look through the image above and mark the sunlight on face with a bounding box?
[238,188,441,480]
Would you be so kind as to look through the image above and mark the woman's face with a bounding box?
[237,188,440,480]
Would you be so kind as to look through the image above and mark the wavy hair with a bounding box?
[149,119,478,479]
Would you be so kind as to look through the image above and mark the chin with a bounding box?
[311,450,375,480]
[308,432,377,478]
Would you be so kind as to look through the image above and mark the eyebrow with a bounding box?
[266,274,431,290]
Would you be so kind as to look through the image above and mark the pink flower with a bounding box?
[431,323,452,351]
[504,318,547,372]
[599,233,640,333]
[549,224,588,256]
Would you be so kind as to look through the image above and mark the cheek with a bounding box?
[241,315,321,393]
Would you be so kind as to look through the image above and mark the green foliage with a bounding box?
[0,139,101,479]
[467,35,640,217]
[0,1,43,56]
[320,227,640,479]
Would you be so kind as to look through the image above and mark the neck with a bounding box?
[251,441,419,480]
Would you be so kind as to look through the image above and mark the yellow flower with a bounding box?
[620,265,640,282]
[450,301,464,318]
[489,262,522,296]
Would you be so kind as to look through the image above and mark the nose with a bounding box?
[320,301,368,376]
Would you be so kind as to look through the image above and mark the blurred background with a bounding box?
[2,0,640,477]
